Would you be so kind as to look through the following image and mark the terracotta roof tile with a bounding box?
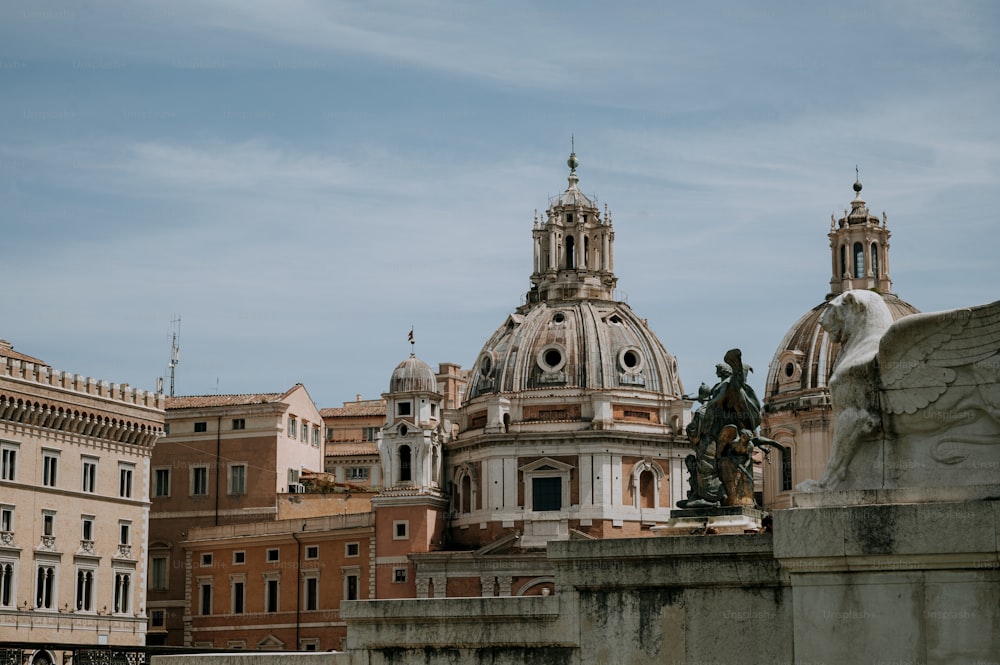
[320,401,386,418]
[166,393,285,409]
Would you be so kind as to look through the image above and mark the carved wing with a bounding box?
[879,299,1000,414]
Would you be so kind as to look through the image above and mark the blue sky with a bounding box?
[2,0,998,409]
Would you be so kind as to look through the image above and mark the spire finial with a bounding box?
[853,165,863,194]
[567,135,579,175]
[407,327,415,356]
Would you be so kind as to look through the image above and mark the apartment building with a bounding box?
[147,385,323,646]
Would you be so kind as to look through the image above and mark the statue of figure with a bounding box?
[679,349,776,508]
[799,290,1000,492]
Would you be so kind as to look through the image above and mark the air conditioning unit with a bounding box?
[288,483,305,494]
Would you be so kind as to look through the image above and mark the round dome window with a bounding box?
[618,347,645,373]
[480,353,493,376]
[784,362,795,378]
[552,312,566,324]
[537,344,567,372]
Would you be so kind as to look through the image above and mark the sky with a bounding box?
[1,0,998,410]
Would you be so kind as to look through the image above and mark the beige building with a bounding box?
[761,178,919,508]
[0,339,164,649]
[147,385,324,645]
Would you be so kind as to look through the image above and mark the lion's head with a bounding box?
[821,290,893,343]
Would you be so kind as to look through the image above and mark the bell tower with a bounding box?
[828,172,894,297]
[526,147,617,305]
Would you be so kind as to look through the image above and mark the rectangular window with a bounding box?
[325,427,333,441]
[288,417,297,438]
[362,427,379,442]
[201,553,213,566]
[119,463,134,498]
[228,464,246,496]
[0,505,13,533]
[266,548,279,562]
[532,477,562,512]
[199,581,212,615]
[82,457,97,493]
[36,564,56,608]
[150,609,165,628]
[76,567,95,611]
[301,422,308,441]
[312,426,320,446]
[305,545,319,560]
[150,556,167,591]
[345,574,358,601]
[232,581,245,614]
[119,520,131,545]
[194,422,207,433]
[781,447,794,492]
[233,551,245,564]
[232,418,245,430]
[265,578,279,612]
[348,467,369,480]
[345,542,359,558]
[154,468,170,497]
[42,511,55,537]
[397,402,411,416]
[42,450,59,487]
[304,576,318,611]
[393,568,407,583]
[192,466,208,496]
[393,521,408,540]
[0,443,17,481]
[81,515,94,542]
[113,571,131,613]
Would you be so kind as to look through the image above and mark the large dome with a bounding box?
[765,292,919,405]
[466,299,682,400]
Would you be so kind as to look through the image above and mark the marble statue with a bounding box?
[679,349,776,507]
[799,289,1000,492]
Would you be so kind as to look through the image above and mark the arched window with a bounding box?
[780,446,793,492]
[399,446,411,482]
[583,236,589,269]
[639,470,656,509]
[853,242,864,278]
[461,474,472,513]
[871,243,879,279]
[565,236,576,269]
[840,245,847,277]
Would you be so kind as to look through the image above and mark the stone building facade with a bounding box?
[0,339,164,650]
[761,178,920,508]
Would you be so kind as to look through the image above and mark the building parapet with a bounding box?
[186,512,375,541]
[1,357,165,410]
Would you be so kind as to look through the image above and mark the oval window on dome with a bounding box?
[784,362,795,378]
[537,345,567,372]
[479,353,493,376]
[552,312,565,324]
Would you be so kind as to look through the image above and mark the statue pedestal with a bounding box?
[652,505,764,536]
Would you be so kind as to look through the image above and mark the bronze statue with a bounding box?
[679,349,776,508]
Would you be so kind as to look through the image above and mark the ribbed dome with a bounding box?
[389,355,438,394]
[466,300,682,400]
[765,292,919,402]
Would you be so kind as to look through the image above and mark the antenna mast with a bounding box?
[167,316,181,397]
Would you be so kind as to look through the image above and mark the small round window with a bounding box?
[552,312,566,324]
[537,344,567,372]
[618,347,645,373]
[399,425,408,437]
[784,362,795,378]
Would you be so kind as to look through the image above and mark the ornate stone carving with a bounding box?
[799,290,1000,492]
